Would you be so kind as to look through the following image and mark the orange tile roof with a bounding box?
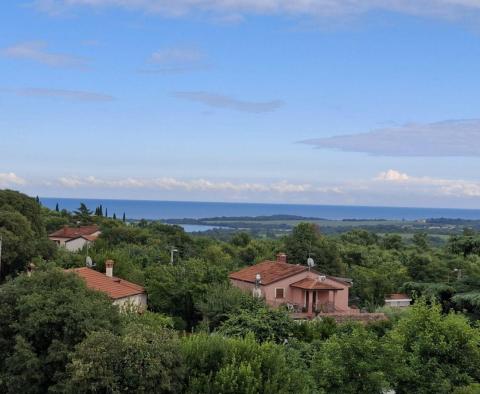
[67,267,145,300]
[386,293,411,300]
[290,277,344,291]
[229,261,307,285]
[64,234,99,243]
[49,225,100,239]
[81,234,99,241]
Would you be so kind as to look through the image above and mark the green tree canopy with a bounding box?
[62,325,184,394]
[283,222,345,275]
[181,333,314,394]
[311,325,389,394]
[387,300,480,394]
[0,268,121,393]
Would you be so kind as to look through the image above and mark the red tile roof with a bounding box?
[386,293,411,300]
[49,225,100,239]
[290,277,344,291]
[67,267,145,300]
[229,261,307,285]
[64,234,99,243]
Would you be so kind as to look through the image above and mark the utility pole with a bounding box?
[170,247,178,264]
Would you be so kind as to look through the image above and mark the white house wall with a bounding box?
[113,294,147,312]
[64,238,89,252]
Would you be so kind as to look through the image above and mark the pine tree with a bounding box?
[55,203,59,212]
[122,212,126,222]
[74,203,93,224]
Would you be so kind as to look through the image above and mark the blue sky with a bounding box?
[2,0,480,208]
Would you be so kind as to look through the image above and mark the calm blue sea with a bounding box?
[40,197,480,221]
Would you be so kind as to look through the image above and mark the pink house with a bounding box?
[230,253,353,319]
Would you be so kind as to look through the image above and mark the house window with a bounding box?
[275,288,285,299]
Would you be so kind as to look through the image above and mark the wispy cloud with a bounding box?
[140,47,210,74]
[48,171,480,201]
[2,88,114,102]
[57,176,312,193]
[7,171,480,207]
[151,47,203,65]
[0,173,26,187]
[2,41,88,69]
[172,91,284,113]
[32,0,480,21]
[301,119,480,157]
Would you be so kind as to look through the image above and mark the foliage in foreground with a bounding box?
[0,268,120,393]
[1,266,480,394]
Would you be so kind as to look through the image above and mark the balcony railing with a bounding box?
[270,300,336,314]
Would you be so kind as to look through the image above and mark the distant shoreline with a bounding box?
[40,197,480,221]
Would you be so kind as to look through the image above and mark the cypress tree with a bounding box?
[122,212,126,222]
[105,208,108,217]
[99,204,103,216]
[113,213,117,220]
[55,203,59,212]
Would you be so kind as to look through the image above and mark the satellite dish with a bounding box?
[85,256,95,268]
[307,257,315,268]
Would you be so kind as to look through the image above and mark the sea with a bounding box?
[41,197,480,222]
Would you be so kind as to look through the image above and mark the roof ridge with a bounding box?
[66,267,145,299]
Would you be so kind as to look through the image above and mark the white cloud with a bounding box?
[302,119,480,157]
[374,169,480,197]
[3,88,114,102]
[172,91,284,113]
[0,173,26,187]
[376,169,410,182]
[1,41,88,68]
[32,0,480,21]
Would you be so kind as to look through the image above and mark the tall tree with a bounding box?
[74,203,93,224]
[0,190,54,279]
[284,222,344,275]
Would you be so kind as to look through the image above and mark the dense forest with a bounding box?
[2,189,480,393]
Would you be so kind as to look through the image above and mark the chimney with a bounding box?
[105,259,114,277]
[276,253,287,264]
